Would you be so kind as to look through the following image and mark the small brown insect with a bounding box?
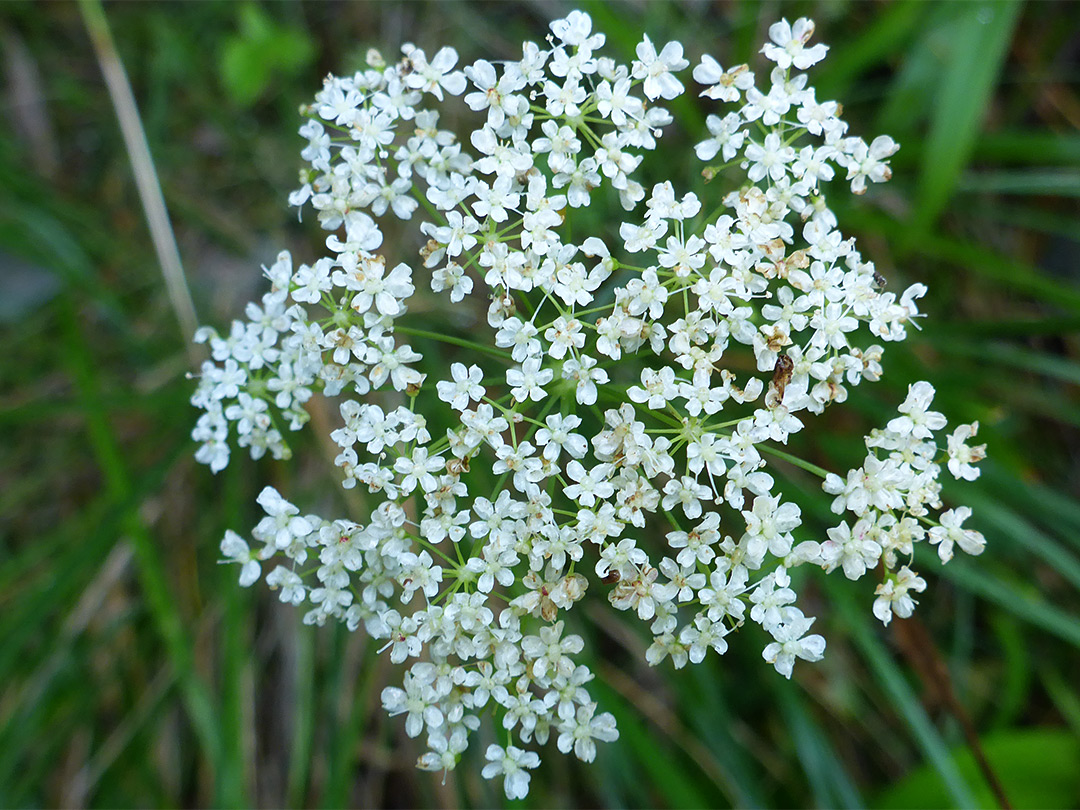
[769,354,794,407]
[600,570,621,585]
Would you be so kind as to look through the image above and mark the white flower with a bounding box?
[632,35,688,100]
[254,487,313,549]
[317,83,363,126]
[565,460,615,507]
[403,45,466,100]
[929,506,986,562]
[628,366,679,410]
[873,566,927,625]
[550,9,601,49]
[436,363,485,411]
[693,55,753,103]
[266,565,306,604]
[762,610,826,678]
[430,262,473,302]
[662,475,711,519]
[417,727,468,777]
[821,519,883,580]
[742,495,801,559]
[544,316,586,357]
[535,414,587,461]
[842,135,898,194]
[761,18,828,71]
[382,670,442,738]
[561,355,608,405]
[947,422,986,481]
[220,530,262,587]
[699,563,748,623]
[482,744,540,800]
[624,268,669,319]
[749,572,796,632]
[349,261,414,317]
[291,260,332,304]
[888,381,947,440]
[596,77,643,127]
[556,702,619,762]
[696,112,747,164]
[471,175,519,222]
[619,220,666,253]
[744,132,795,182]
[395,447,444,494]
[507,357,554,402]
[331,211,383,254]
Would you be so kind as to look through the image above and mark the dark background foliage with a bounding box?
[1,1,1079,807]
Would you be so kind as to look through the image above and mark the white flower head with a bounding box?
[761,18,829,70]
[191,9,986,798]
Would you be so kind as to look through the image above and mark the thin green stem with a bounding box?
[759,444,830,478]
[395,325,513,362]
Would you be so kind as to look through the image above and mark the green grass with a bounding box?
[2,1,1079,807]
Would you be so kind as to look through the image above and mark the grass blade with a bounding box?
[910,0,1023,235]
[958,169,1080,197]
[931,554,1080,649]
[57,293,226,790]
[79,0,200,358]
[836,587,979,809]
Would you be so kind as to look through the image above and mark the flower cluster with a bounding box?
[192,13,986,799]
[820,382,987,625]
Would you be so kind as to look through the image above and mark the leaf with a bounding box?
[590,678,718,809]
[983,466,1080,547]
[847,209,1080,312]
[836,586,979,809]
[935,339,1080,387]
[962,201,1080,242]
[963,491,1080,594]
[774,686,864,808]
[875,728,1080,809]
[958,169,1080,197]
[875,3,961,136]
[975,131,1080,165]
[910,0,1022,235]
[929,553,1080,649]
[987,614,1030,730]
[220,36,271,107]
[815,0,925,97]
[219,3,313,107]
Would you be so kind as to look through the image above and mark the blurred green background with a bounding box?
[2,1,1079,807]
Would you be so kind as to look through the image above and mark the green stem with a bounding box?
[759,444,830,479]
[395,325,513,362]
